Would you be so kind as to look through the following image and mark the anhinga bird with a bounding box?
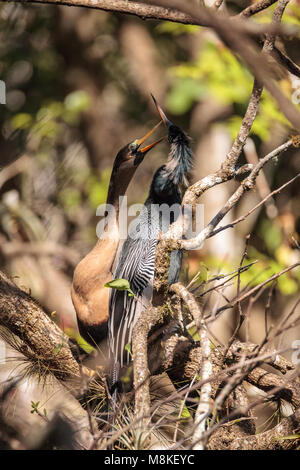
[108,97,193,387]
[71,122,163,346]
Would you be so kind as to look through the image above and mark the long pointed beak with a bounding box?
[151,94,172,128]
[140,136,166,153]
[136,121,162,148]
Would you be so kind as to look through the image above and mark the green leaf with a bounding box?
[180,401,191,419]
[75,335,95,354]
[30,401,40,414]
[104,278,135,298]
[124,343,132,357]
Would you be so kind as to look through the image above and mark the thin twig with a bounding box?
[210,173,300,238]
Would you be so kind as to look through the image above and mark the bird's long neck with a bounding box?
[165,130,193,187]
[106,165,136,222]
[149,146,192,206]
[89,161,136,261]
[150,128,192,203]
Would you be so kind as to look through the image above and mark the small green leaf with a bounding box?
[180,402,191,419]
[104,279,135,298]
[105,278,130,290]
[30,401,40,414]
[124,343,132,358]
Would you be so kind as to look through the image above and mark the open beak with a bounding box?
[151,94,172,128]
[137,121,165,154]
[140,136,165,153]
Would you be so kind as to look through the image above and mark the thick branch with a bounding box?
[238,0,278,18]
[2,0,296,33]
[246,367,300,408]
[208,408,300,450]
[11,0,208,26]
[132,306,163,434]
[0,269,80,383]
[169,283,213,450]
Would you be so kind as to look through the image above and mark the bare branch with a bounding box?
[271,46,300,79]
[210,172,300,238]
[132,306,162,437]
[211,262,300,319]
[192,322,212,450]
[179,139,293,251]
[169,283,213,450]
[1,0,296,37]
[238,0,278,18]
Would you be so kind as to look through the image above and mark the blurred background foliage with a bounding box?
[0,0,299,347]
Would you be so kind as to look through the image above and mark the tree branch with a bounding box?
[132,306,163,437]
[238,0,278,18]
[0,269,80,383]
[246,367,300,408]
[208,408,300,449]
[179,139,293,251]
[1,0,296,34]
[210,173,300,238]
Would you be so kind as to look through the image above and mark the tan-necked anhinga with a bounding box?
[108,97,193,389]
[71,122,163,346]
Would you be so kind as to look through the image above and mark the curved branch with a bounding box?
[238,0,278,18]
[0,0,295,32]
[0,269,80,383]
[208,408,300,450]
[246,367,300,408]
[179,139,293,251]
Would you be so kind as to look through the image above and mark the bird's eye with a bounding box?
[129,140,139,153]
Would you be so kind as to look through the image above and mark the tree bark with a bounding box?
[0,269,80,383]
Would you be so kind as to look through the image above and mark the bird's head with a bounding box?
[151,94,183,141]
[114,121,163,173]
[151,94,193,187]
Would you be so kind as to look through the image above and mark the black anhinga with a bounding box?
[71,122,163,346]
[108,97,193,387]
